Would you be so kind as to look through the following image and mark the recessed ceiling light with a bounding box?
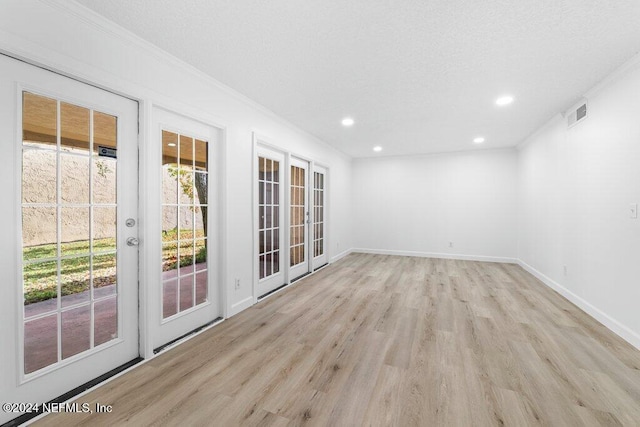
[495,95,514,106]
[167,142,176,147]
[341,117,354,127]
[373,146,382,152]
[473,137,485,144]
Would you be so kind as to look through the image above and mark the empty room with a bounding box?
[1,0,640,425]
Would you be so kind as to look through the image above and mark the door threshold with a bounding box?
[4,358,143,427]
[153,317,224,355]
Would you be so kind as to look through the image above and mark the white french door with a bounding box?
[289,157,311,281]
[312,165,328,270]
[255,148,286,297]
[0,54,139,424]
[148,107,221,351]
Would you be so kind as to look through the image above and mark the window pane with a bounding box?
[61,102,90,152]
[179,207,194,240]
[195,139,208,171]
[22,149,56,203]
[93,157,116,204]
[194,172,207,205]
[24,314,58,374]
[162,131,178,205]
[93,253,116,299]
[195,239,207,269]
[162,243,178,276]
[179,275,194,311]
[94,296,117,346]
[23,92,57,149]
[62,305,91,359]
[22,207,57,262]
[23,260,58,313]
[61,207,90,256]
[94,207,117,252]
[195,271,207,305]
[179,240,195,274]
[195,206,206,238]
[61,256,91,307]
[179,135,193,170]
[162,206,178,242]
[93,111,117,150]
[259,255,266,280]
[259,157,265,180]
[61,154,90,204]
[273,251,280,274]
[163,279,178,318]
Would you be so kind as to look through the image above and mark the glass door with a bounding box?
[289,157,311,281]
[256,148,285,297]
[0,54,139,424]
[149,107,221,351]
[312,165,328,270]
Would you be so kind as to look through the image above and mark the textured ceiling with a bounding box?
[76,0,640,158]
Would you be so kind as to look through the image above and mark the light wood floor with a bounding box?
[36,253,640,426]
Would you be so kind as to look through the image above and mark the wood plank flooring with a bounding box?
[35,253,640,426]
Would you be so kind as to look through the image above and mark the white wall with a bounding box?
[517,56,640,348]
[352,149,518,261]
[0,0,353,317]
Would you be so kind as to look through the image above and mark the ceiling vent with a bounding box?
[566,100,588,128]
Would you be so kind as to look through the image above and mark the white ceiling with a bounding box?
[76,0,640,158]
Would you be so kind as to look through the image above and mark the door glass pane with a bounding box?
[93,253,117,299]
[313,171,325,258]
[61,154,90,203]
[61,256,90,307]
[179,275,194,311]
[62,305,91,359]
[21,92,120,374]
[61,102,90,152]
[94,296,117,346]
[24,314,58,374]
[290,165,306,267]
[61,207,90,256]
[93,157,117,204]
[161,130,208,318]
[22,150,56,203]
[23,92,57,148]
[94,207,117,252]
[258,157,281,280]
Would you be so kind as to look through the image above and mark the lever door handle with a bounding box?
[126,237,140,246]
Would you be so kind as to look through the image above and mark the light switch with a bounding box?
[631,203,638,219]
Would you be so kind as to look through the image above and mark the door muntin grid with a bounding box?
[313,171,325,258]
[290,165,306,267]
[258,157,281,280]
[21,92,119,375]
[161,130,209,319]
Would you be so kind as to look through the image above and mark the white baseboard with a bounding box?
[228,296,254,317]
[331,248,353,263]
[352,248,517,264]
[518,260,640,350]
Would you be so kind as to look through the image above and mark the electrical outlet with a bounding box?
[449,241,453,248]
[234,279,240,290]
[631,203,638,219]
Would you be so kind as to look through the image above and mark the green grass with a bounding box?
[23,231,207,305]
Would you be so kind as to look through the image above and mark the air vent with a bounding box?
[567,101,587,128]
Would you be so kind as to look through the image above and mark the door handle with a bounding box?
[126,237,140,246]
